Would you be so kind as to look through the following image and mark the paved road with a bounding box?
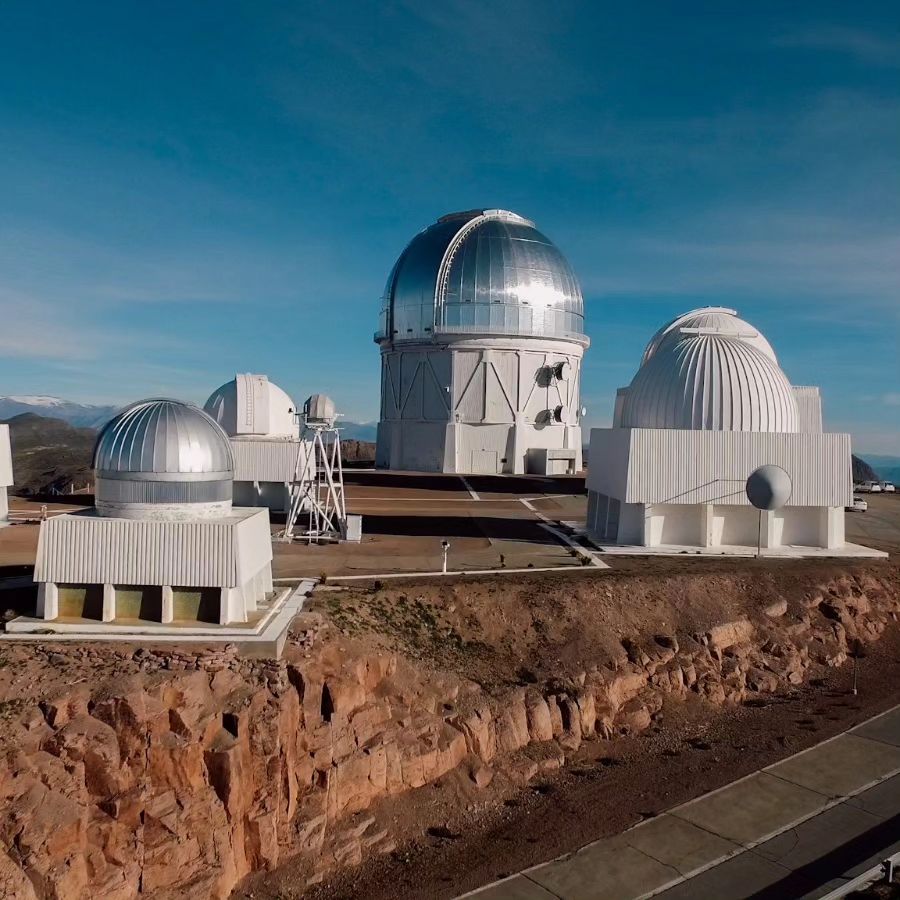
[467,705,900,900]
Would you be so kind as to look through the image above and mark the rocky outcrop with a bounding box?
[0,570,898,898]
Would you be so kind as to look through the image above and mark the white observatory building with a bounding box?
[0,424,12,526]
[586,308,852,551]
[27,399,275,628]
[375,209,590,475]
[204,373,309,512]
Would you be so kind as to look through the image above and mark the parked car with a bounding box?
[847,496,868,513]
[881,481,896,493]
[856,481,882,493]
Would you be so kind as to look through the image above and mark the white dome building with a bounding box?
[204,374,308,512]
[376,209,589,475]
[586,307,852,552]
[205,373,299,439]
[28,398,275,632]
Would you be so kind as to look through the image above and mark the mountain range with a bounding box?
[0,396,119,429]
[0,395,378,441]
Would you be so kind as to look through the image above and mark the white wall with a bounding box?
[775,506,822,547]
[647,504,703,546]
[588,427,851,508]
[0,425,12,489]
[713,505,761,546]
[378,336,585,474]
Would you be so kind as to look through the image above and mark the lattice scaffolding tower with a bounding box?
[283,394,348,543]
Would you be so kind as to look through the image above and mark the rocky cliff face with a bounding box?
[1,568,898,898]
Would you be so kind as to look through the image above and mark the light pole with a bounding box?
[441,540,451,574]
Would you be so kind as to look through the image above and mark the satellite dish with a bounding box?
[554,360,570,381]
[553,404,568,423]
[746,465,792,511]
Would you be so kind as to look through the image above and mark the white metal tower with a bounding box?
[282,394,348,543]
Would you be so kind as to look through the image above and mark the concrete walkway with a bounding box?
[465,705,900,900]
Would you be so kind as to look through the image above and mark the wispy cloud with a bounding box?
[884,393,900,407]
[573,214,900,313]
[775,26,900,68]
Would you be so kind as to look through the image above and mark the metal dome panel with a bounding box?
[94,399,234,477]
[621,332,799,433]
[378,209,586,344]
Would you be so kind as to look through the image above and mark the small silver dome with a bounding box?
[377,209,587,345]
[93,399,234,517]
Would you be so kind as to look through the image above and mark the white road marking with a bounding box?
[277,564,610,582]
[459,476,480,501]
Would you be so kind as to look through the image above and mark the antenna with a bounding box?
[746,465,792,557]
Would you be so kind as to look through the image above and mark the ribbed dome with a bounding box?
[641,307,778,367]
[93,399,234,518]
[205,374,298,439]
[378,209,587,345]
[621,316,799,432]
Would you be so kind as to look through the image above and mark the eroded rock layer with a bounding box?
[0,566,897,898]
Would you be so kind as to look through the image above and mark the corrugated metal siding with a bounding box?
[34,509,271,587]
[230,439,305,482]
[794,387,823,433]
[623,429,851,506]
[0,425,11,487]
[586,428,634,495]
[95,477,231,503]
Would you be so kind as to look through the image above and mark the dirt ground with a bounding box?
[2,479,898,900]
[235,615,900,900]
[229,554,900,900]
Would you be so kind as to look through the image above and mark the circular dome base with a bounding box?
[95,499,232,521]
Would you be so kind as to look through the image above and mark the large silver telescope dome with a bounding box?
[93,399,234,518]
[377,209,587,345]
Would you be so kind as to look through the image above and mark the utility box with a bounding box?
[342,514,363,543]
[527,447,577,476]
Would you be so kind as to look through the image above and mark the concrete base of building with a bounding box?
[567,524,888,559]
[33,506,275,625]
[1,580,315,658]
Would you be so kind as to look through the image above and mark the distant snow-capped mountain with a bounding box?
[339,420,377,442]
[0,396,119,429]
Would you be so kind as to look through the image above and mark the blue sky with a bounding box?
[0,2,897,452]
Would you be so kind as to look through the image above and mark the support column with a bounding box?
[699,504,714,547]
[37,582,58,620]
[221,587,245,624]
[161,586,174,624]
[102,583,115,622]
[820,506,844,549]
[643,505,661,547]
[760,510,777,550]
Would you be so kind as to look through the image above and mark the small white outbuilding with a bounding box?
[586,308,852,551]
[204,373,310,512]
[0,424,12,526]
